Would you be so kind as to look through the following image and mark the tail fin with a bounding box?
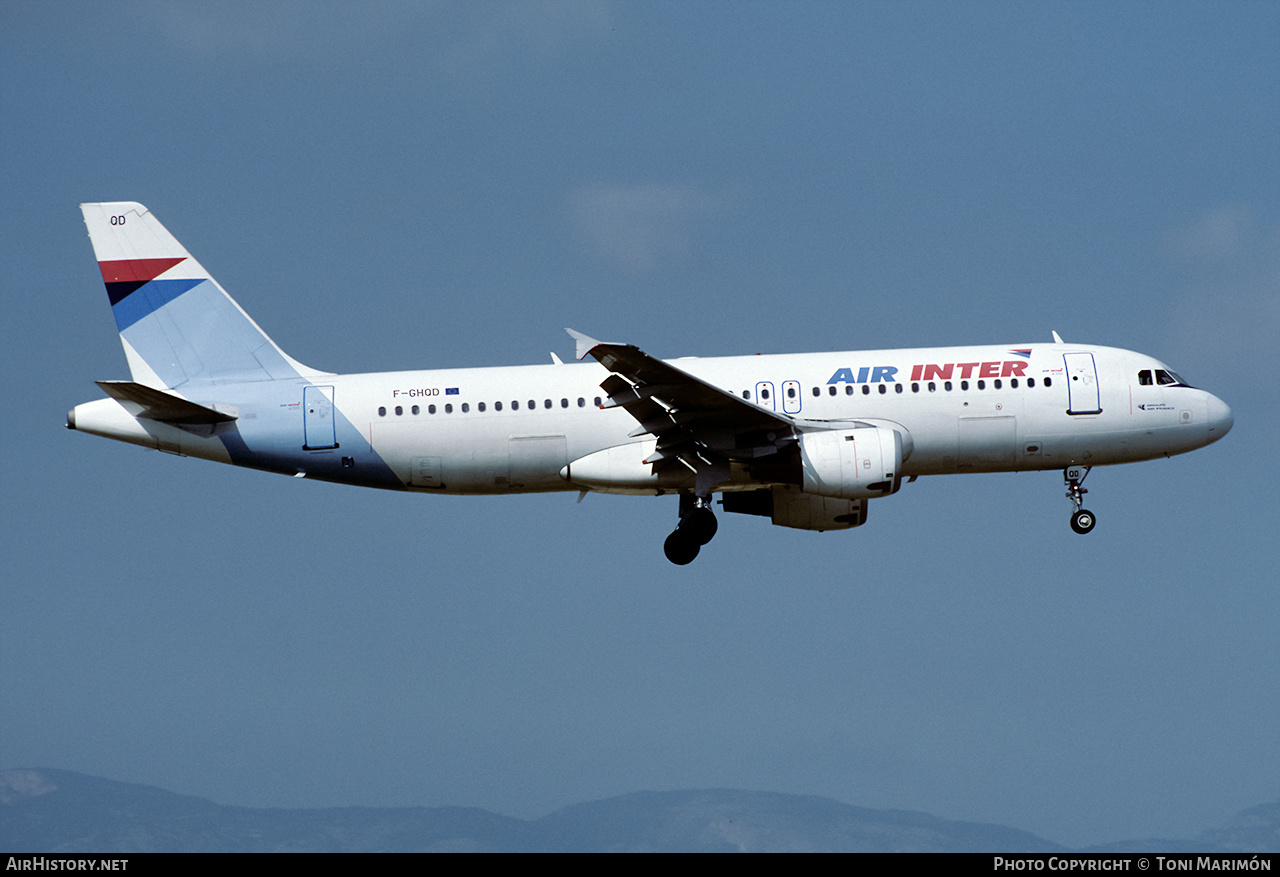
[80,202,323,388]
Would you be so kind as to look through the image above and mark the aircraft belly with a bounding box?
[899,398,1189,473]
[370,417,580,494]
[957,416,1017,470]
[371,419,480,492]
[507,434,568,492]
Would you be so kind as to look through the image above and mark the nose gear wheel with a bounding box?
[1064,466,1096,535]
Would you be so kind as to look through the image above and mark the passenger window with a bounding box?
[928,382,936,392]
[378,406,386,417]
[1027,378,1035,388]
[976,380,985,390]
[961,381,969,391]
[528,400,535,409]
[594,396,602,406]
[578,397,585,407]
[544,399,552,409]
[445,404,453,414]
[895,383,903,393]
[845,385,853,395]
[495,401,503,411]
[878,385,887,395]
[461,403,469,413]
[911,383,919,393]
[429,404,436,414]
[945,381,953,391]
[412,405,420,415]
[862,385,870,395]
[395,406,403,416]
[477,402,485,412]
[561,398,569,408]
[1044,377,1052,387]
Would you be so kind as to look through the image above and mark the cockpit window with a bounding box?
[1138,369,1153,386]
[1155,369,1192,387]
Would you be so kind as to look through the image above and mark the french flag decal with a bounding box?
[1009,349,1032,359]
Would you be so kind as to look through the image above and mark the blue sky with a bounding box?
[3,1,1278,848]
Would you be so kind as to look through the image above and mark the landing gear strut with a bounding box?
[1064,466,1096,534]
[663,495,718,565]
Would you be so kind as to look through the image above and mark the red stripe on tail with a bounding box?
[97,258,186,284]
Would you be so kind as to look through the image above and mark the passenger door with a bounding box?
[303,385,338,449]
[1064,353,1101,415]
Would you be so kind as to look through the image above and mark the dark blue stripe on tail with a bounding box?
[111,278,205,331]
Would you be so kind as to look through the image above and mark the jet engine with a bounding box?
[797,425,904,500]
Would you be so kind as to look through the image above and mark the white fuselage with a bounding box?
[70,340,1233,497]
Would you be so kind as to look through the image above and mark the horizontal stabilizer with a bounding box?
[95,381,238,424]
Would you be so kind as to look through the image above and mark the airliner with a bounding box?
[68,202,1233,564]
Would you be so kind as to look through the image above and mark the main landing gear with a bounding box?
[664,495,718,565]
[1064,465,1096,534]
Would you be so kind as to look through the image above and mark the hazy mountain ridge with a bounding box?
[2,769,1272,853]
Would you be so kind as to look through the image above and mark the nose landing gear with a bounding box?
[1065,466,1096,534]
[663,495,718,565]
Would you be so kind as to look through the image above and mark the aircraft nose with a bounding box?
[1205,393,1233,442]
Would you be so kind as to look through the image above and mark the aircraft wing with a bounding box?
[567,330,796,481]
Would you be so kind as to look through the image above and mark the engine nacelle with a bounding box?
[798,425,904,500]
